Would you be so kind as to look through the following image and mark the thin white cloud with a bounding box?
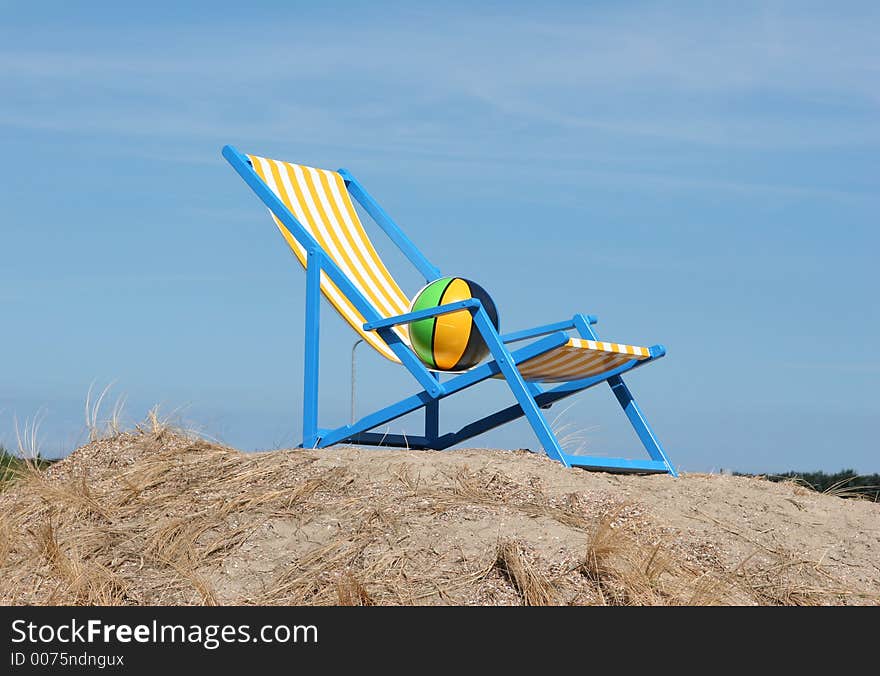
[0,3,877,204]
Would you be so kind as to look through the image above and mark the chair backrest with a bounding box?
[248,154,411,362]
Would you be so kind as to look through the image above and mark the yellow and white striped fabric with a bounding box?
[249,154,410,362]
[514,338,650,383]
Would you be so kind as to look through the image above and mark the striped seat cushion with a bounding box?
[249,155,410,362]
[513,338,651,383]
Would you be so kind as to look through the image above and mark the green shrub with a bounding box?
[0,446,53,488]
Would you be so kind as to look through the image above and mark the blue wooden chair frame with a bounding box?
[223,145,677,476]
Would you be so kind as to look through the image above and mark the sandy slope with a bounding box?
[0,430,877,605]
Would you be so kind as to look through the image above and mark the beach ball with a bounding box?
[408,277,499,371]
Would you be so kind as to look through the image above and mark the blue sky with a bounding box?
[1,1,877,473]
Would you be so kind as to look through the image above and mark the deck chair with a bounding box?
[223,145,677,476]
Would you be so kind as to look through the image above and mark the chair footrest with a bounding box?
[559,453,671,474]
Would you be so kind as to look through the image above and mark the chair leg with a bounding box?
[425,374,440,445]
[607,376,677,476]
[472,308,568,466]
[302,250,321,448]
[572,313,676,476]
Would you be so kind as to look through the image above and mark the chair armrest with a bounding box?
[648,344,667,358]
[363,299,482,332]
[501,314,598,344]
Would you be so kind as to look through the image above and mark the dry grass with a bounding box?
[0,423,875,606]
[822,476,880,501]
[336,575,375,606]
[0,427,321,605]
[493,541,556,605]
[577,511,722,605]
[13,411,45,459]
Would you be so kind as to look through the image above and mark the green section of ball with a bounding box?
[408,277,453,369]
[407,276,499,371]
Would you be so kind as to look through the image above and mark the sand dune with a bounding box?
[1,427,877,605]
